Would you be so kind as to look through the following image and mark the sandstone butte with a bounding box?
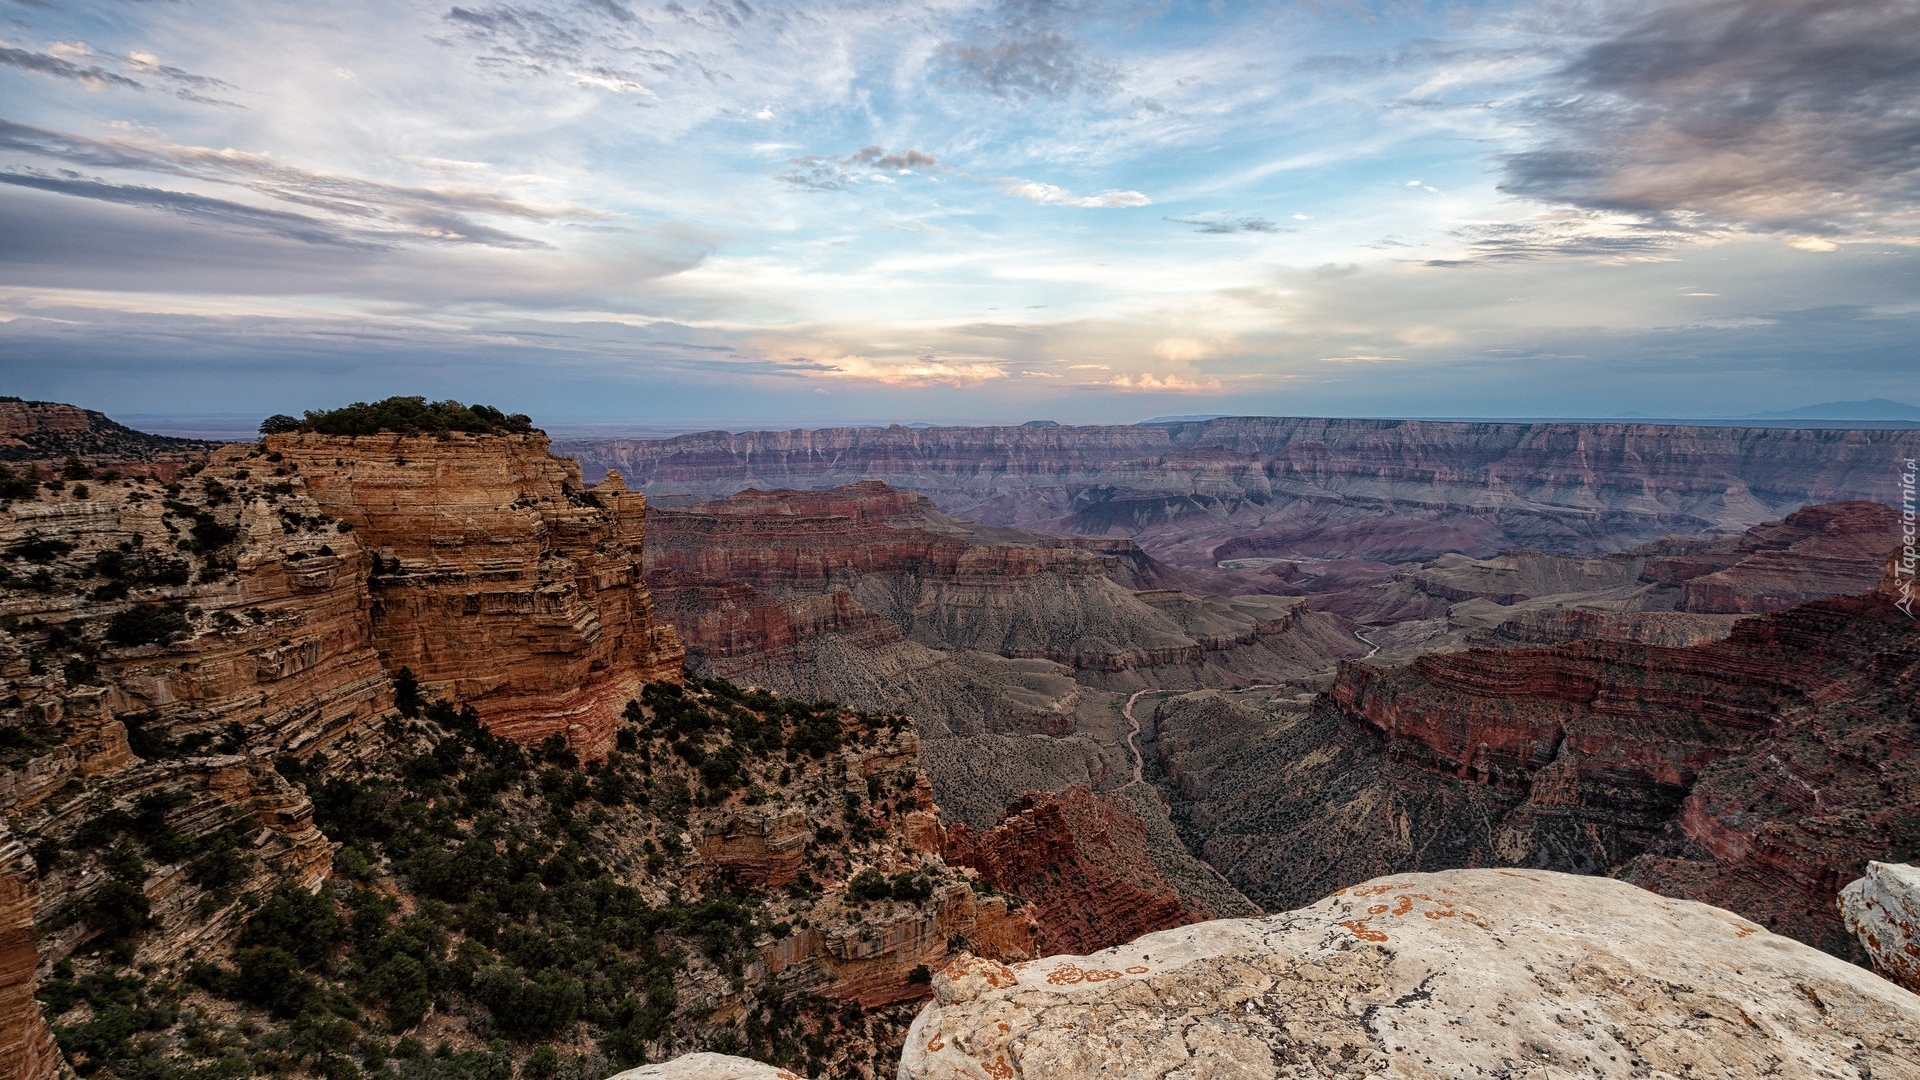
[634,869,1920,1080]
[264,431,685,757]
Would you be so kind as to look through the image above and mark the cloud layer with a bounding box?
[0,0,1916,423]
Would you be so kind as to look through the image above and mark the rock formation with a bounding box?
[267,435,683,756]
[562,417,1910,567]
[1314,501,1900,659]
[0,829,62,1080]
[607,1053,806,1079]
[940,787,1220,956]
[1152,559,1920,957]
[898,869,1920,1080]
[1842,861,1920,992]
[644,482,1355,734]
[0,398,214,480]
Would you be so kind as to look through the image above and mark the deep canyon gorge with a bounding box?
[2,399,1917,1080]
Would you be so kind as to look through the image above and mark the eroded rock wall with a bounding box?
[269,434,683,756]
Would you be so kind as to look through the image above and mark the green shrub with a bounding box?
[106,602,190,647]
[84,881,152,942]
[292,397,536,437]
[846,868,890,904]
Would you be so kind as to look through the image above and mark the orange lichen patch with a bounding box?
[997,1023,1010,1033]
[1045,962,1130,985]
[1496,870,1543,882]
[1125,966,1149,974]
[1735,926,1759,938]
[983,1054,1015,1079]
[1350,883,1410,897]
[927,1035,945,1053]
[944,955,1021,988]
[1367,904,1389,915]
[1341,920,1390,942]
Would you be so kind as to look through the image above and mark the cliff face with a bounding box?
[899,870,1920,1080]
[1152,576,1920,958]
[268,434,683,757]
[563,418,1912,566]
[0,830,61,1080]
[940,787,1214,957]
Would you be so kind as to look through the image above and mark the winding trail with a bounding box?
[1122,688,1154,784]
[1354,627,1382,659]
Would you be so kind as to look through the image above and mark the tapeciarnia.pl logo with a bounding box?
[1900,457,1917,619]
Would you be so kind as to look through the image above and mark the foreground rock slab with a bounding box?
[605,1052,807,1079]
[1843,861,1920,992]
[902,869,1920,1080]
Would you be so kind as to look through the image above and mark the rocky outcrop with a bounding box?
[1153,576,1920,958]
[607,1054,805,1079]
[563,418,1910,567]
[899,869,1920,1080]
[267,435,683,757]
[941,787,1213,956]
[0,830,61,1080]
[1842,861,1920,992]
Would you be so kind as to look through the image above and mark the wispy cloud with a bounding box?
[0,43,142,89]
[1167,214,1284,234]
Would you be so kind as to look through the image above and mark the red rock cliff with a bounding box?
[270,434,683,757]
[942,787,1211,956]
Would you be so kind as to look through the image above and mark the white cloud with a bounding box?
[1005,181,1150,208]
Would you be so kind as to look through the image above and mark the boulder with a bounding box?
[1842,861,1920,992]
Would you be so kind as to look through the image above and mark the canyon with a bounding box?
[0,424,1114,1080]
[563,417,1911,567]
[2,401,1916,1080]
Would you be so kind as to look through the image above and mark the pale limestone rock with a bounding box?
[900,868,1920,1080]
[1842,861,1920,992]
[604,1052,807,1079]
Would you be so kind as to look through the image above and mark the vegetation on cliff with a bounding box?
[261,398,536,438]
[36,677,950,1080]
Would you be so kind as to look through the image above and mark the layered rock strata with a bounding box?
[267,435,683,756]
[899,869,1920,1080]
[644,482,1357,736]
[1315,501,1900,658]
[940,787,1216,956]
[1152,563,1920,956]
[0,830,61,1080]
[563,417,1910,566]
[1842,861,1920,992]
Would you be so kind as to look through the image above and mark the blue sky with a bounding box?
[1,0,1917,425]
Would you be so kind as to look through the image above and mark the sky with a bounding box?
[1,0,1917,427]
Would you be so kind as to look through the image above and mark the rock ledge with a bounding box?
[902,868,1920,1079]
